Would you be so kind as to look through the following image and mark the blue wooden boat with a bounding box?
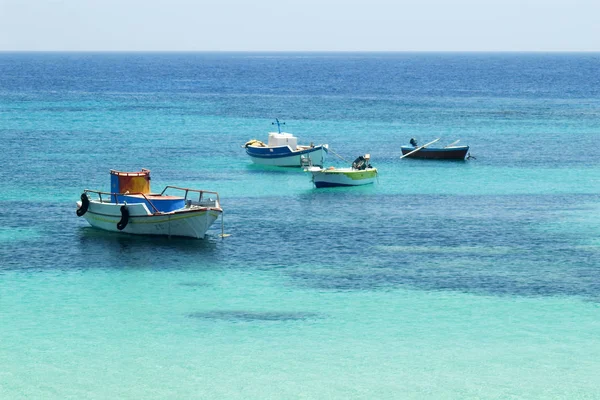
[401,138,470,160]
[244,119,328,167]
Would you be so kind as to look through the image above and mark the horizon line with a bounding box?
[1,50,599,54]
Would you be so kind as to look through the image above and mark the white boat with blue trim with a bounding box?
[306,154,378,188]
[76,169,222,239]
[244,119,328,167]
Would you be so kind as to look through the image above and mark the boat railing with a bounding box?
[82,189,163,214]
[160,186,221,207]
[83,188,221,214]
[82,189,118,205]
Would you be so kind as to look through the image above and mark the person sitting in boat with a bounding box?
[410,138,418,147]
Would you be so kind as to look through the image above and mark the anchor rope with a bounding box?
[328,147,350,163]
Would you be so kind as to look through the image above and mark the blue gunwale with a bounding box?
[400,145,469,160]
[314,181,374,188]
[246,145,327,159]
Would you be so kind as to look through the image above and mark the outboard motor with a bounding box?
[352,156,367,170]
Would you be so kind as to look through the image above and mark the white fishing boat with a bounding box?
[76,169,222,239]
[306,154,378,188]
[244,119,328,167]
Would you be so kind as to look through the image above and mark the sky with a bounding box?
[0,0,599,51]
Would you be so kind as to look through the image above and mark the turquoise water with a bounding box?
[1,52,600,399]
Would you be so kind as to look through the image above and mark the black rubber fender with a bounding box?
[76,193,89,217]
[117,205,129,230]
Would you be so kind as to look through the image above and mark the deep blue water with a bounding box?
[1,53,600,399]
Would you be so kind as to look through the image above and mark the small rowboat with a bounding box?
[244,119,328,167]
[401,138,469,160]
[76,169,222,239]
[306,154,377,188]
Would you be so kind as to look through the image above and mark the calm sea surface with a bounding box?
[1,52,600,399]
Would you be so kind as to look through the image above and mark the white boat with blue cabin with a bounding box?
[76,169,222,239]
[244,119,328,167]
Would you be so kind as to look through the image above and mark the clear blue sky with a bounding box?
[1,0,598,51]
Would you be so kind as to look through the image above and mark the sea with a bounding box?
[1,52,599,399]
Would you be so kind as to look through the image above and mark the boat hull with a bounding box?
[246,145,328,167]
[308,168,378,188]
[400,146,469,160]
[78,200,221,239]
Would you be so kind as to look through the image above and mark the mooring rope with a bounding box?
[328,147,350,163]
